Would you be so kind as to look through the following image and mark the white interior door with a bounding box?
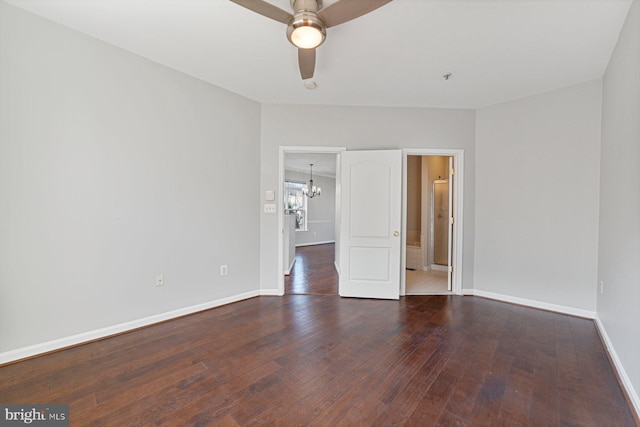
[339,150,402,300]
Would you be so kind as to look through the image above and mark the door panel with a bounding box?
[339,150,402,300]
[350,162,391,237]
[349,247,390,281]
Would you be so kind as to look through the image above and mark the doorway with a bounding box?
[277,147,463,298]
[402,149,464,296]
[278,147,344,296]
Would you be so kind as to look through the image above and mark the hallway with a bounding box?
[285,243,338,296]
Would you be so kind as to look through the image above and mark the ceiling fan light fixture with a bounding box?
[287,13,326,49]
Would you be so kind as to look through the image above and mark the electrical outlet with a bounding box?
[600,280,604,294]
[156,273,164,287]
[220,265,228,276]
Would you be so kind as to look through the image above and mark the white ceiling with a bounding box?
[6,0,632,109]
[285,153,337,177]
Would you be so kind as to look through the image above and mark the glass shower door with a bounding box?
[432,180,449,267]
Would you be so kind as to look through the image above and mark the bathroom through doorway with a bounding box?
[405,155,454,295]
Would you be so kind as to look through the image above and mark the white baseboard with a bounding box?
[0,290,260,365]
[259,288,282,296]
[295,240,335,247]
[594,315,640,418]
[430,264,448,272]
[467,289,597,319]
[285,257,296,275]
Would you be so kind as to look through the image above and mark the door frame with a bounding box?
[276,146,464,297]
[277,146,346,296]
[401,149,465,296]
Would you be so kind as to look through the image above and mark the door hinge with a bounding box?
[450,217,454,225]
[448,266,453,273]
[450,167,455,175]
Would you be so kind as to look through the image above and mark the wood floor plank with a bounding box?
[375,331,463,423]
[444,338,499,421]
[1,244,636,426]
[285,243,338,295]
[494,366,534,426]
[406,370,459,425]
[433,409,468,426]
[467,350,513,425]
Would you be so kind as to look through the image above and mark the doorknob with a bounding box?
[393,231,399,237]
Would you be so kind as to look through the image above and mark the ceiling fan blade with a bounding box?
[318,0,393,28]
[230,0,293,25]
[298,48,316,79]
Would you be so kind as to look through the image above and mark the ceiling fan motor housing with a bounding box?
[287,0,326,49]
[290,0,322,13]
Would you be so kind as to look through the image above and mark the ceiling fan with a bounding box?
[230,0,393,79]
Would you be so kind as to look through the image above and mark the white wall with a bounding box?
[284,170,336,246]
[283,215,296,274]
[405,156,422,245]
[598,0,640,412]
[0,2,261,355]
[475,80,602,312]
[261,104,476,293]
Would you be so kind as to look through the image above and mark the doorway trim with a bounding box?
[277,146,346,296]
[401,149,465,296]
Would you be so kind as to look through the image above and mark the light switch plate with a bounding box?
[265,190,275,201]
[264,204,276,213]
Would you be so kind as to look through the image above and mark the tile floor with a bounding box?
[405,268,450,294]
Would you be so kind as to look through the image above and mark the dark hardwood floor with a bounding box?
[1,282,637,425]
[285,243,338,296]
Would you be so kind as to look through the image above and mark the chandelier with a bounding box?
[302,163,321,198]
